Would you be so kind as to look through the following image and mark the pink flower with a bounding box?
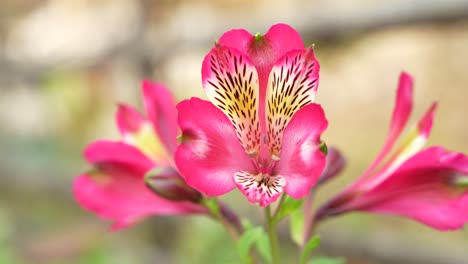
[175,24,328,207]
[73,81,206,230]
[317,72,468,230]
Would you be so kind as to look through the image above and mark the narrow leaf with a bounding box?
[236,227,263,263]
[256,231,272,264]
[300,235,321,264]
[290,209,304,245]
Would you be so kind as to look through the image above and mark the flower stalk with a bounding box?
[265,205,280,264]
[204,198,243,242]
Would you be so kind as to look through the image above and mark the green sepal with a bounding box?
[319,141,328,155]
[254,32,263,41]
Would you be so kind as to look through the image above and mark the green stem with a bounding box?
[204,198,240,242]
[265,205,280,264]
[302,189,316,246]
[272,193,287,220]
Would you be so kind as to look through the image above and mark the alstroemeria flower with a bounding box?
[73,81,206,230]
[316,72,468,230]
[175,24,328,207]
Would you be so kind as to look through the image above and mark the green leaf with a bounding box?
[236,225,273,264]
[274,195,303,223]
[256,231,272,264]
[300,235,321,264]
[290,209,304,245]
[309,256,345,264]
[237,226,263,264]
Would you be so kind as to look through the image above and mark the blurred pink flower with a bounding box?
[317,72,468,230]
[73,81,205,230]
[175,24,328,207]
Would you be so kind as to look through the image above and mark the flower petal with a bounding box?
[263,23,305,59]
[379,102,437,177]
[362,72,413,177]
[201,45,261,156]
[218,28,253,55]
[274,103,328,199]
[234,171,285,207]
[76,140,204,230]
[175,98,253,196]
[218,23,304,64]
[74,167,204,230]
[353,147,468,230]
[115,104,168,161]
[142,81,179,155]
[116,103,146,136]
[84,140,155,173]
[266,48,320,159]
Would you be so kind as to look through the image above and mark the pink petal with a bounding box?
[376,101,438,179]
[218,23,304,63]
[234,171,285,207]
[417,102,437,138]
[349,147,468,230]
[361,72,414,178]
[175,98,254,196]
[263,23,305,59]
[115,104,169,161]
[274,103,328,199]
[366,193,468,230]
[84,140,155,174]
[116,104,146,136]
[395,146,466,172]
[74,167,205,230]
[266,48,320,159]
[218,24,305,115]
[201,45,261,156]
[389,72,414,142]
[218,28,253,55]
[142,80,179,155]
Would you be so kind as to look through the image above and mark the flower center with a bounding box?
[251,133,279,175]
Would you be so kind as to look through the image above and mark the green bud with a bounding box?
[319,141,328,155]
[254,32,263,41]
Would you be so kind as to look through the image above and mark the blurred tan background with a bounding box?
[1,0,468,263]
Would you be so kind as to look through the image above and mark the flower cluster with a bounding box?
[73,23,468,261]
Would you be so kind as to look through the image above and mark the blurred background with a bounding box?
[1,0,468,263]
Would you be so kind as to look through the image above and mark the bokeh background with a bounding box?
[1,0,468,263]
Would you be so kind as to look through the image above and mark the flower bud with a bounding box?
[317,147,346,185]
[145,167,202,203]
